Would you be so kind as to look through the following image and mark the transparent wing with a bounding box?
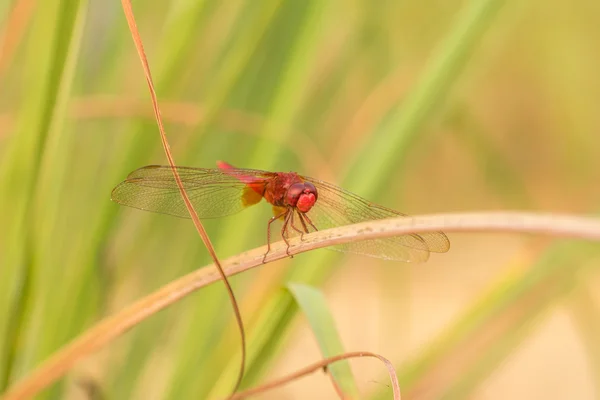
[111,165,274,219]
[298,177,450,262]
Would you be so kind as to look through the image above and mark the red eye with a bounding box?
[285,183,305,206]
[303,182,317,201]
[284,182,318,213]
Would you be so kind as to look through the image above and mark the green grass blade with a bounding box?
[0,0,87,391]
[287,282,360,398]
[346,0,507,198]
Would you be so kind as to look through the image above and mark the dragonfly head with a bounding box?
[286,182,318,213]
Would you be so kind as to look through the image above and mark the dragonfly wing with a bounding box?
[301,177,450,262]
[111,165,273,219]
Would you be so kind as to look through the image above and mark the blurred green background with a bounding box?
[1,0,600,399]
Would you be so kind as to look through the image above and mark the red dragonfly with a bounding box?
[111,161,450,262]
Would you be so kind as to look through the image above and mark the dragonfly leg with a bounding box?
[302,213,318,234]
[281,210,294,258]
[296,212,312,241]
[264,209,288,263]
[288,210,305,237]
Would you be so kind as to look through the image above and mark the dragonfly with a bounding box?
[111,161,450,262]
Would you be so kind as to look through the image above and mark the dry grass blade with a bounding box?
[228,352,401,400]
[2,211,600,399]
[119,0,245,395]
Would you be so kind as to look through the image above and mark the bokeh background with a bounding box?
[1,0,600,399]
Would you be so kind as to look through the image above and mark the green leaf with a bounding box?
[287,282,360,398]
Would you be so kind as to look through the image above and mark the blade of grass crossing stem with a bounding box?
[160,4,289,399]
[0,0,86,391]
[127,0,281,261]
[88,5,226,344]
[89,1,218,238]
[97,3,283,397]
[121,0,245,396]
[102,3,226,396]
[167,3,327,397]
[101,2,214,173]
[40,6,168,397]
[83,2,223,343]
[218,0,508,391]
[287,283,360,398]
[369,241,600,400]
[109,1,280,269]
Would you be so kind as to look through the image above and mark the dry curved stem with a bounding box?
[3,211,600,399]
[120,0,245,395]
[229,351,401,400]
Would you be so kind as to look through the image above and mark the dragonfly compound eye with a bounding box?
[285,183,304,206]
[297,182,317,213]
[286,182,317,213]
